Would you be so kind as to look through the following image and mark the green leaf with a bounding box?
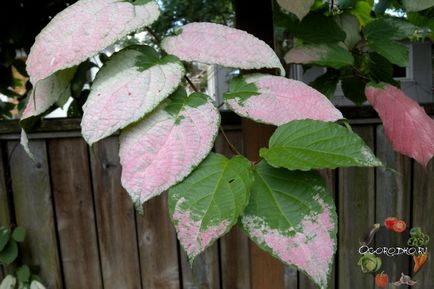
[12,227,26,243]
[260,120,382,170]
[0,227,10,251]
[334,13,361,49]
[284,43,354,69]
[367,40,409,67]
[16,265,31,283]
[169,153,254,261]
[288,14,346,44]
[336,0,356,9]
[0,240,18,265]
[350,1,373,26]
[240,161,337,289]
[341,76,367,105]
[368,53,399,85]
[365,18,418,41]
[223,76,260,103]
[309,69,340,99]
[403,0,434,12]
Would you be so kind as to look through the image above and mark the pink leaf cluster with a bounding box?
[119,99,220,204]
[366,84,434,167]
[226,74,343,125]
[241,197,335,289]
[173,198,230,260]
[161,22,285,76]
[26,0,160,83]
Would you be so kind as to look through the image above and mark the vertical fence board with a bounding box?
[48,138,103,289]
[338,126,375,289]
[0,144,9,279]
[89,137,142,289]
[8,140,63,289]
[137,193,181,289]
[375,126,411,277]
[180,244,220,289]
[215,130,251,289]
[0,143,10,227]
[412,161,434,288]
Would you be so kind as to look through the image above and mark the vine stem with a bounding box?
[145,26,241,155]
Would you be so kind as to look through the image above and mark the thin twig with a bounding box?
[219,126,241,155]
[184,75,199,92]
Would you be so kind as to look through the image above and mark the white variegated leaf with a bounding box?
[26,0,160,83]
[161,22,285,76]
[81,46,185,145]
[119,89,220,205]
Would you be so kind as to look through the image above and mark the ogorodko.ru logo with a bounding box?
[358,245,428,257]
[356,217,430,288]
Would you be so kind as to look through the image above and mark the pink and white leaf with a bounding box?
[226,74,343,125]
[26,0,160,83]
[20,68,76,159]
[366,83,434,167]
[161,22,285,76]
[81,49,184,145]
[21,68,76,120]
[276,0,314,20]
[119,94,220,204]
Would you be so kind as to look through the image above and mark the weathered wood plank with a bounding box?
[8,140,63,289]
[0,144,9,280]
[412,160,434,288]
[136,193,181,289]
[375,125,411,278]
[89,137,142,289]
[48,138,103,289]
[215,130,251,289]
[180,244,220,289]
[0,143,10,227]
[338,126,376,289]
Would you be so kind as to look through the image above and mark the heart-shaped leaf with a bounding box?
[241,161,337,289]
[81,46,185,145]
[276,0,315,20]
[0,240,18,265]
[169,153,254,261]
[366,83,434,167]
[284,44,354,69]
[12,227,26,243]
[161,22,285,76]
[26,0,160,83]
[119,88,220,206]
[260,120,382,170]
[224,74,343,125]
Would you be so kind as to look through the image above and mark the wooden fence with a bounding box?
[0,107,433,289]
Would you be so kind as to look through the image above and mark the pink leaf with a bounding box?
[366,83,434,167]
[81,47,185,145]
[26,0,160,83]
[119,91,220,204]
[161,22,285,76]
[225,74,343,125]
[276,0,314,20]
[21,68,76,121]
